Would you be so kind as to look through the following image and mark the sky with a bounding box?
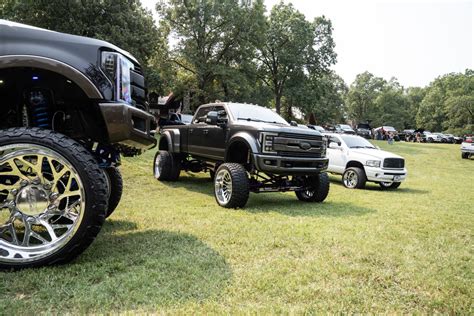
[141,0,473,88]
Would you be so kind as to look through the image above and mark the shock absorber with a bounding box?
[27,89,52,129]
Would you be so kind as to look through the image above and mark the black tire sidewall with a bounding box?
[103,167,123,218]
[0,128,107,269]
[214,163,249,208]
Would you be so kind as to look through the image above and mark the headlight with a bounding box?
[101,51,134,105]
[259,132,278,154]
[321,138,327,156]
[366,160,381,167]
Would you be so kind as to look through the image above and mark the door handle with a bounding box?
[203,130,209,135]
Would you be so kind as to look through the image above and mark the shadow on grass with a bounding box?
[244,198,376,217]
[163,175,375,217]
[1,227,232,313]
[329,177,430,194]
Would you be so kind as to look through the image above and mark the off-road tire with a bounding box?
[214,163,249,208]
[342,167,366,189]
[103,167,123,218]
[153,151,181,181]
[379,181,401,189]
[295,172,330,202]
[0,127,107,269]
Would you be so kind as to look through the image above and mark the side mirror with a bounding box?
[205,111,218,125]
[290,121,298,127]
[328,142,341,149]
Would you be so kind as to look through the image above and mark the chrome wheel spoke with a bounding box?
[0,144,85,263]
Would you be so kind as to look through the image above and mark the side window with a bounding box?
[213,106,228,121]
[329,136,340,145]
[193,107,212,124]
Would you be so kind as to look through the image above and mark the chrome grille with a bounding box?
[274,133,324,158]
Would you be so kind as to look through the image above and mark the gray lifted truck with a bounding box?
[0,20,156,269]
[155,102,329,208]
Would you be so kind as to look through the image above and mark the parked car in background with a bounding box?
[158,113,194,127]
[424,131,443,143]
[443,133,461,144]
[308,125,326,133]
[355,123,372,139]
[432,132,451,143]
[180,114,194,124]
[325,133,407,189]
[335,124,356,134]
[399,129,415,142]
[374,126,400,141]
[461,136,474,159]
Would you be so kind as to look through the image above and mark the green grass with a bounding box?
[1,141,473,313]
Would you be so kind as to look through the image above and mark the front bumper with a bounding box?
[365,166,407,182]
[253,154,328,175]
[461,146,474,154]
[99,102,157,150]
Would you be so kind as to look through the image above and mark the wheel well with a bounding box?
[346,160,365,170]
[159,137,169,151]
[226,141,251,165]
[0,67,108,142]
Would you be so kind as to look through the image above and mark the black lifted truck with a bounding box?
[154,102,329,208]
[0,20,156,269]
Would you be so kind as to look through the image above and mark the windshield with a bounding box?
[339,124,353,129]
[228,104,289,125]
[340,135,376,148]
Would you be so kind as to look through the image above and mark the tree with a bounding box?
[2,0,160,63]
[257,2,336,114]
[405,87,426,128]
[416,70,473,133]
[346,72,386,124]
[156,0,266,108]
[1,0,164,90]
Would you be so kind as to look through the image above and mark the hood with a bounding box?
[349,148,404,160]
[0,19,138,64]
[233,121,323,136]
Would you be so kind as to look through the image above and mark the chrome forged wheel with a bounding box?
[0,128,108,269]
[0,144,85,263]
[343,169,358,188]
[215,169,232,205]
[213,163,249,208]
[342,167,366,189]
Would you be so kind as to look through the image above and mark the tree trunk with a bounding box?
[275,93,282,114]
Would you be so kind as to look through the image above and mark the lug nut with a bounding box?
[20,180,29,187]
[32,177,41,185]
[43,183,52,190]
[49,192,59,201]
[10,189,18,196]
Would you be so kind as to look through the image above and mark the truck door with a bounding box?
[204,105,228,159]
[187,106,213,157]
[327,135,346,174]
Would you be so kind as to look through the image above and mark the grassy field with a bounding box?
[1,141,472,313]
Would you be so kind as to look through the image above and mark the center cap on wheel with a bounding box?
[15,186,49,216]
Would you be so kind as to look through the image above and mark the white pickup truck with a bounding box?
[325,133,407,189]
[461,136,474,159]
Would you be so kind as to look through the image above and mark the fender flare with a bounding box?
[225,132,259,161]
[160,129,181,153]
[0,55,102,99]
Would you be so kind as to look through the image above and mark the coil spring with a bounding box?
[29,90,51,129]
